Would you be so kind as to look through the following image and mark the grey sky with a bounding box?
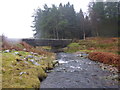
[0,0,90,38]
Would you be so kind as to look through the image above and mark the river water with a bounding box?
[40,52,119,88]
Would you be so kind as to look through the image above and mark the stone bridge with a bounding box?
[22,39,72,47]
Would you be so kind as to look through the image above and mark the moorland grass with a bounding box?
[2,50,55,88]
[64,37,119,54]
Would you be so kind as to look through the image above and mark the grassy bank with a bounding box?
[63,37,120,70]
[1,36,57,88]
[2,50,56,88]
[64,37,119,54]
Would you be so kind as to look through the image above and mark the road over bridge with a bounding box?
[22,38,72,47]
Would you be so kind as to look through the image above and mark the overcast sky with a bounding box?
[0,0,91,38]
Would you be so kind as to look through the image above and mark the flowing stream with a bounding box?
[40,52,119,88]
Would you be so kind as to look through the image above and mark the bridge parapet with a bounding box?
[22,39,72,47]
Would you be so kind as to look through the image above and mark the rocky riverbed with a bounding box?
[40,52,119,88]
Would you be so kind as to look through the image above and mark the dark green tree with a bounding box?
[88,1,118,37]
[32,2,93,39]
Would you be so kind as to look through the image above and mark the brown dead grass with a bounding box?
[88,52,120,71]
[1,36,52,55]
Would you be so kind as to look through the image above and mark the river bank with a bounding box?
[1,36,57,88]
[63,37,120,71]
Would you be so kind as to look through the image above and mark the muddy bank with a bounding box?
[40,52,119,88]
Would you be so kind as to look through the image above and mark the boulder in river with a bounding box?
[53,60,59,67]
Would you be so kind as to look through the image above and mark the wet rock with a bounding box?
[56,69,62,72]
[22,58,28,61]
[46,70,54,73]
[30,52,34,55]
[23,48,26,51]
[26,55,34,59]
[14,52,19,55]
[14,52,22,56]
[39,56,45,59]
[53,60,59,67]
[33,53,38,56]
[105,74,119,80]
[58,60,68,64]
[24,61,29,64]
[29,59,34,62]
[29,59,40,66]
[4,50,10,53]
[61,68,66,71]
[99,63,118,74]
[34,62,41,66]
[30,52,38,55]
[107,66,118,73]
[112,75,119,80]
[20,56,24,58]
[76,54,82,57]
[34,56,40,61]
[75,52,88,58]
[19,72,27,75]
[70,66,75,68]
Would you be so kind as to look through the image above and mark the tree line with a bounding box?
[32,1,119,39]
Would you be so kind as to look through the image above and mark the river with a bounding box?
[40,52,119,88]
